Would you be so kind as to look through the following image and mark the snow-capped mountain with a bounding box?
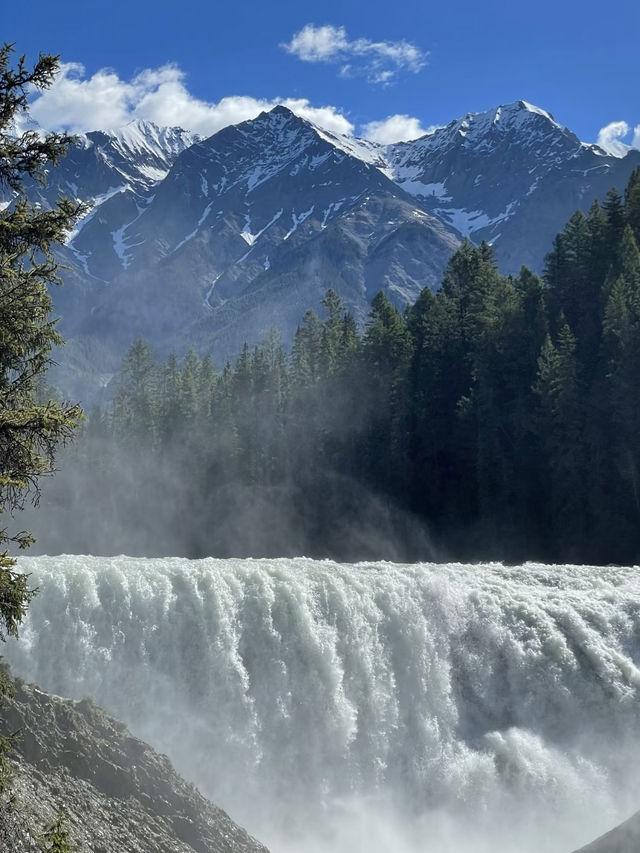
[32,119,198,216]
[52,106,459,395]
[42,120,199,282]
[381,100,640,272]
[9,101,639,398]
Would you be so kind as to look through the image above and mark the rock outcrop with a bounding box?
[572,811,640,852]
[1,678,268,853]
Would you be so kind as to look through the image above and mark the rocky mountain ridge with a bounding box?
[5,100,640,398]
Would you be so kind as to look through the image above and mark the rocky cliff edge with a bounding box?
[1,678,268,853]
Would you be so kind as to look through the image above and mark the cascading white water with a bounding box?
[5,556,640,853]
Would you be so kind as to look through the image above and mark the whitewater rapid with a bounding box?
[5,557,640,853]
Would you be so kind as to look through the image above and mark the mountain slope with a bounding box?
[382,100,640,272]
[61,107,459,379]
[6,100,639,398]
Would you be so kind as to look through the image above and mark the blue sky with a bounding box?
[4,0,639,150]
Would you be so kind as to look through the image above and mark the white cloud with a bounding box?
[283,99,353,135]
[282,24,427,85]
[596,120,635,157]
[27,62,354,137]
[29,63,132,131]
[361,114,436,144]
[27,61,445,147]
[284,24,349,62]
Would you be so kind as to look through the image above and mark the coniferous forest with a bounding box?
[35,169,640,564]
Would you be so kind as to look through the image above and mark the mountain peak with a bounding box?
[268,104,297,119]
[108,117,162,133]
[410,99,578,158]
[249,105,303,129]
[496,100,562,130]
[509,100,557,122]
[231,105,312,142]
[453,100,563,136]
[104,119,198,151]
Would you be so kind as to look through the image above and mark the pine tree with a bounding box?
[291,309,324,384]
[0,42,82,824]
[112,337,157,447]
[360,291,413,496]
[533,322,584,555]
[625,167,640,244]
[585,200,610,299]
[40,810,76,852]
[197,354,217,422]
[600,226,640,552]
[603,187,626,253]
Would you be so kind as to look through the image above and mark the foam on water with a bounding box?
[5,557,640,852]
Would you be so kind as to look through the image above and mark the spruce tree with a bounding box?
[361,292,413,496]
[0,42,82,830]
[112,337,157,448]
[603,187,626,253]
[624,167,640,244]
[534,323,584,555]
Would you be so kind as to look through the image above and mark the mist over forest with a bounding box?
[28,169,640,566]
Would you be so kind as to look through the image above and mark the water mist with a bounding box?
[6,556,640,853]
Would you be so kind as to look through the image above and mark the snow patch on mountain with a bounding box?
[111,222,145,269]
[398,177,452,199]
[111,225,129,266]
[67,244,107,282]
[321,200,345,228]
[241,209,283,245]
[436,201,519,237]
[66,186,127,243]
[173,202,215,252]
[284,206,315,240]
[204,274,222,309]
[135,164,169,183]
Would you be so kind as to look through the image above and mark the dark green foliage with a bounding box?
[40,810,75,852]
[0,42,82,824]
[0,42,82,586]
[625,167,640,244]
[33,169,640,564]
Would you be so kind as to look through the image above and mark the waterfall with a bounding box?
[5,556,640,853]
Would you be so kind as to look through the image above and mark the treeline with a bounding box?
[37,169,640,563]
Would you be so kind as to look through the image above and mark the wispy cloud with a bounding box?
[596,120,640,157]
[28,62,355,137]
[282,24,427,85]
[361,114,437,144]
